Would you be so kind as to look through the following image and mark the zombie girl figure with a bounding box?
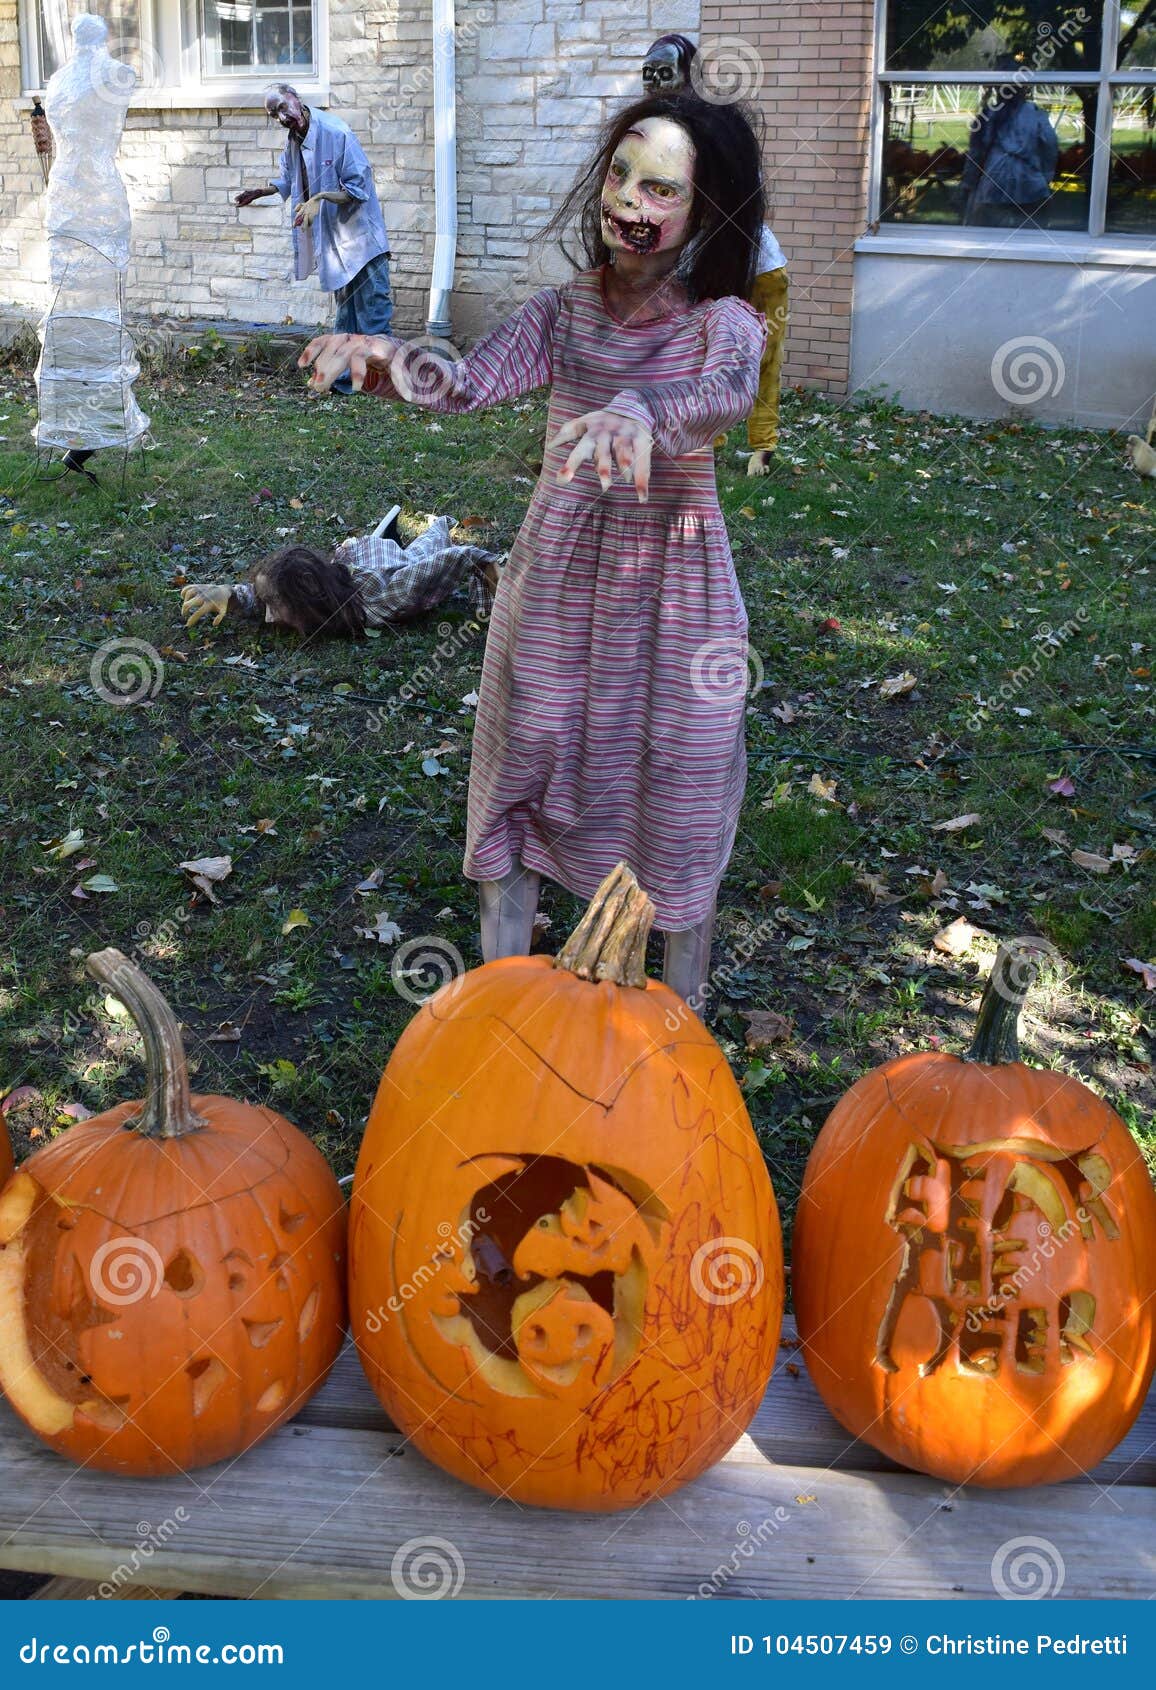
[299,94,766,1009]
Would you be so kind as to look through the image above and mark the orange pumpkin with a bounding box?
[793,941,1156,1488]
[0,949,346,1474]
[350,863,783,1511]
[0,1105,13,1191]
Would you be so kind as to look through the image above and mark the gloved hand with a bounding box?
[294,195,324,229]
[181,584,232,628]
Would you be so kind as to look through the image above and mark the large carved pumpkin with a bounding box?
[793,942,1156,1487]
[0,1107,12,1190]
[0,949,346,1474]
[350,864,783,1511]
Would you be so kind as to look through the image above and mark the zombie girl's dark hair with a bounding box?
[547,92,765,304]
[250,545,367,638]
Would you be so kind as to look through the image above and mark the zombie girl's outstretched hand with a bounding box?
[181,584,232,628]
[550,410,653,503]
[299,334,400,393]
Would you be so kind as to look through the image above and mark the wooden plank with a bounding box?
[0,1403,1151,1601]
[32,1578,182,1600]
[298,1326,1156,1489]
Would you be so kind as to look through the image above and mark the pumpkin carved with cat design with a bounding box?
[349,865,783,1511]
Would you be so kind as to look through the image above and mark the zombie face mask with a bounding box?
[600,117,695,258]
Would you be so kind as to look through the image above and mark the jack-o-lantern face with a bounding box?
[350,865,783,1512]
[793,946,1156,1488]
[0,952,346,1475]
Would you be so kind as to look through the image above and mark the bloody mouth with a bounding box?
[602,208,661,254]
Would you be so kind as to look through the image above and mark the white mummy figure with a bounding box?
[35,14,149,468]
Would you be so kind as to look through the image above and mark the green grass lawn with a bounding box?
[1,341,1153,1254]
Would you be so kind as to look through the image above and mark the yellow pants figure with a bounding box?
[746,266,788,474]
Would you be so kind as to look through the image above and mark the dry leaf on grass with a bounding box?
[1121,958,1156,989]
[933,915,979,956]
[879,671,917,698]
[179,854,233,902]
[1071,849,1112,874]
[742,1009,792,1049]
[930,813,982,832]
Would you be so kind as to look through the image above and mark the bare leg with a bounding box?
[478,863,541,962]
[662,899,717,1013]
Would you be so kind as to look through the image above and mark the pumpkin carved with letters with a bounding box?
[350,864,783,1511]
[793,942,1156,1487]
[0,949,346,1474]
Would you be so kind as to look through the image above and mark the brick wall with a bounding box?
[0,0,698,340]
[704,1,875,393]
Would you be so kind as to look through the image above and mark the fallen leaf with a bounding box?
[1071,849,1112,874]
[1041,827,1069,847]
[1048,775,1076,798]
[1121,958,1156,989]
[81,873,119,894]
[879,670,917,698]
[57,1101,93,1121]
[42,827,85,861]
[356,912,402,945]
[0,1085,43,1117]
[931,812,982,832]
[856,869,895,904]
[281,908,311,934]
[207,1022,243,1042]
[1111,843,1138,864]
[742,1009,792,1049]
[421,756,448,778]
[355,869,385,895]
[771,701,797,724]
[933,916,977,956]
[808,772,838,804]
[179,855,232,902]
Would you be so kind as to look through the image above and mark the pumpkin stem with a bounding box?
[84,949,206,1139]
[554,862,655,989]
[964,940,1043,1065]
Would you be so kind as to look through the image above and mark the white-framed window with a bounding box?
[19,0,327,102]
[871,0,1156,240]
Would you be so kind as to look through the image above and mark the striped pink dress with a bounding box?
[369,267,766,929]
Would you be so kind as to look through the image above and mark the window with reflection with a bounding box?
[201,1,315,76]
[875,1,1155,238]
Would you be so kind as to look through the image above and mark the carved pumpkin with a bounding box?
[0,949,346,1474]
[350,863,783,1511]
[793,942,1156,1488]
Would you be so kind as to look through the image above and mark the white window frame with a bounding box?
[862,0,1156,265]
[18,0,329,108]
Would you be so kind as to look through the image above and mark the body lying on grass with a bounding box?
[180,513,503,637]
